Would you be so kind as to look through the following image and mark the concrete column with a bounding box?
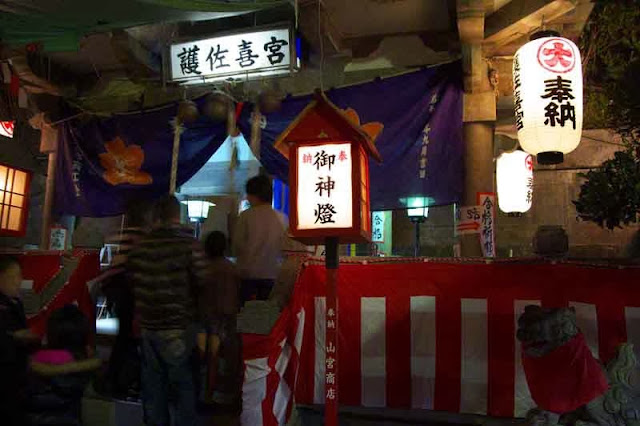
[460,122,495,256]
[457,1,497,257]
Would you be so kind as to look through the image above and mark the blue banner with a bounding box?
[55,61,462,217]
[238,61,464,210]
[55,101,228,217]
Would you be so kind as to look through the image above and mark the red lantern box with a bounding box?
[274,92,382,245]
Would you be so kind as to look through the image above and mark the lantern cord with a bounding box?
[581,134,625,147]
[119,213,125,242]
[49,113,84,126]
[318,0,325,92]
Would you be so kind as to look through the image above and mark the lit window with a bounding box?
[0,163,31,236]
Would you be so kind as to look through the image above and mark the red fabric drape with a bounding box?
[24,252,100,336]
[19,254,61,293]
[522,333,608,413]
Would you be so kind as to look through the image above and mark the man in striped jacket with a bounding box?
[126,195,206,426]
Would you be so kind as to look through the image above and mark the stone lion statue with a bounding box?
[517,305,640,426]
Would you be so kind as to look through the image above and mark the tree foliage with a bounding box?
[574,151,640,229]
[580,1,640,136]
[574,1,640,229]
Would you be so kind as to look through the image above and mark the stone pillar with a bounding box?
[457,0,497,256]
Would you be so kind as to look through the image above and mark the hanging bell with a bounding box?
[177,100,199,124]
[258,89,282,114]
[203,93,229,122]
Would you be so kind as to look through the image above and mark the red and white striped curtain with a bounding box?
[241,302,306,425]
[291,261,640,418]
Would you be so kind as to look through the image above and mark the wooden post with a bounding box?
[324,236,339,426]
[250,104,262,160]
[227,97,238,137]
[40,150,57,249]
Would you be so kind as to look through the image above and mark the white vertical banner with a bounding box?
[241,357,269,426]
[625,307,640,363]
[410,296,436,409]
[569,302,599,358]
[478,193,496,257]
[313,297,326,404]
[361,297,386,407]
[514,300,540,417]
[460,299,488,414]
[273,341,293,424]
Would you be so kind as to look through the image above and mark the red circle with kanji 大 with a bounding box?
[0,121,14,137]
[525,155,533,171]
[536,38,576,74]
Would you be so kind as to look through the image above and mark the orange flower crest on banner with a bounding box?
[341,108,384,142]
[99,137,152,186]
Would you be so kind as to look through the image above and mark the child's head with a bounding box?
[125,197,150,228]
[46,305,90,359]
[152,195,182,226]
[205,231,226,258]
[245,175,272,206]
[0,256,22,298]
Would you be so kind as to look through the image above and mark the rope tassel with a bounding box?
[169,118,184,195]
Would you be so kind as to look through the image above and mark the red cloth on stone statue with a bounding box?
[522,333,609,413]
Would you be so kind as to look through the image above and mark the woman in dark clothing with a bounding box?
[0,256,35,426]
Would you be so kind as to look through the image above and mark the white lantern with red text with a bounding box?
[497,150,534,214]
[513,31,582,165]
[274,92,382,245]
[0,121,14,138]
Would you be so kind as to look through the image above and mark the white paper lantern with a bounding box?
[497,150,533,214]
[513,32,582,164]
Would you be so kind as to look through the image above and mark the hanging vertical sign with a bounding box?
[513,34,583,164]
[371,211,385,243]
[478,193,496,257]
[325,298,337,413]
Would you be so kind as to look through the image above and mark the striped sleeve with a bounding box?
[106,227,146,266]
